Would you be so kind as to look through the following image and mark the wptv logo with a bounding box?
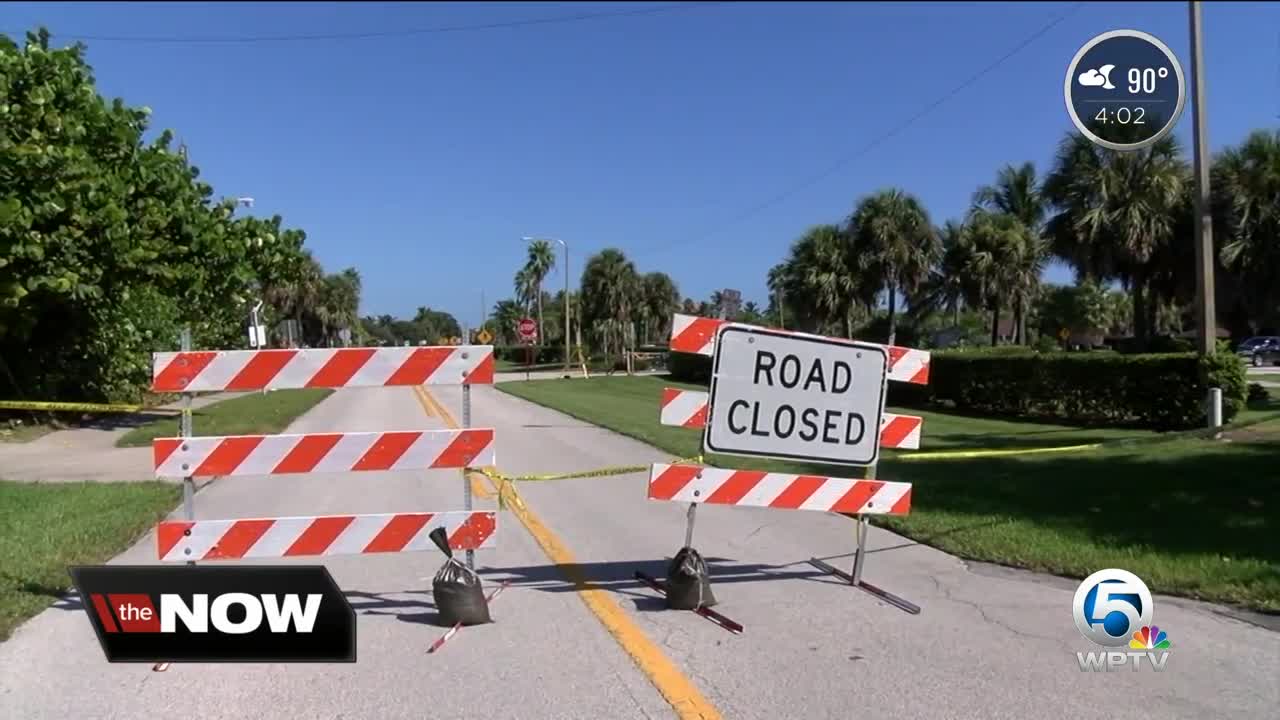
[69,565,356,663]
[1072,569,1171,672]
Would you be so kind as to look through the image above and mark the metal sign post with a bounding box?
[462,383,475,571]
[179,326,195,526]
[156,325,197,673]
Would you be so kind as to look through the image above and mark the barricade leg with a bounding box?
[809,517,920,614]
[633,459,743,633]
[808,463,921,615]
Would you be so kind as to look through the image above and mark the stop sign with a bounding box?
[517,318,537,342]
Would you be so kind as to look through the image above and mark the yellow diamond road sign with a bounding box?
[476,329,493,345]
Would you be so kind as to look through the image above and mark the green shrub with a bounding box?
[495,345,570,365]
[672,339,1247,431]
[1247,383,1271,406]
[668,351,712,384]
[1114,335,1196,354]
[909,349,1246,430]
[1033,335,1060,353]
[1199,351,1248,420]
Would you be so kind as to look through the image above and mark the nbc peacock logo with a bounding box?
[1072,569,1172,672]
[1129,625,1171,650]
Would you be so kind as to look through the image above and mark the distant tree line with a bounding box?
[488,123,1277,363]
[359,307,461,346]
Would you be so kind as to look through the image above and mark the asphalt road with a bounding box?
[2,384,1277,719]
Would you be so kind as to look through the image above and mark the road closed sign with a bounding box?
[704,325,888,467]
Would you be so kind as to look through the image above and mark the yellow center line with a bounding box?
[419,386,722,720]
[412,386,491,498]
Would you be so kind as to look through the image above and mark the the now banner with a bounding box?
[68,565,356,663]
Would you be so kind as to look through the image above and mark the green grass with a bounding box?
[498,374,1280,611]
[0,480,182,640]
[0,420,58,443]
[115,388,333,448]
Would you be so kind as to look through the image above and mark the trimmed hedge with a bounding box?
[668,348,1248,431]
[494,345,575,364]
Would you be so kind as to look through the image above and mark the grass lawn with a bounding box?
[116,388,333,448]
[0,480,182,640]
[499,375,1280,611]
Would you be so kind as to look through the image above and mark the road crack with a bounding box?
[929,575,1074,652]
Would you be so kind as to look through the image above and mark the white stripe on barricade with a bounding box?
[152,429,496,478]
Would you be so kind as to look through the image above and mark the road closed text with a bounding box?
[705,327,887,466]
[723,350,867,446]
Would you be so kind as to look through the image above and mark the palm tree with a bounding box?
[973,163,1049,342]
[491,299,523,345]
[641,272,681,345]
[964,211,1043,346]
[579,249,641,361]
[263,250,324,347]
[848,189,940,345]
[513,267,537,316]
[317,268,361,346]
[1044,130,1187,341]
[974,162,1047,230]
[766,262,793,329]
[909,220,979,328]
[1213,129,1280,331]
[523,240,556,341]
[772,225,862,337]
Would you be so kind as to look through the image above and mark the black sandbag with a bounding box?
[427,526,492,626]
[432,558,492,626]
[665,546,717,610]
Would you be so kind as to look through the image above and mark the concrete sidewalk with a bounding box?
[0,393,242,483]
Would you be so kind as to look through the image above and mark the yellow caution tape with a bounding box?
[0,400,153,413]
[891,443,1103,461]
[467,455,703,509]
[469,443,1105,508]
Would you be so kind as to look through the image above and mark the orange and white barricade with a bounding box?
[649,315,931,616]
[150,331,496,571]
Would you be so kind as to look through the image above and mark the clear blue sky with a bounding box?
[5,2,1278,327]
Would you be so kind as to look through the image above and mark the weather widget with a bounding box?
[1064,29,1186,151]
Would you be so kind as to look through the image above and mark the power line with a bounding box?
[13,2,728,44]
[637,1,1086,259]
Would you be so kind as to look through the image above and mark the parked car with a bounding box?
[1236,336,1280,367]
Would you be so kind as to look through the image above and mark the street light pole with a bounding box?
[561,240,570,376]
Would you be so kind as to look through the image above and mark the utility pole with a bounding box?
[1190,1,1221,430]
[1189,0,1216,358]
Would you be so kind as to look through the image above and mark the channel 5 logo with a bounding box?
[1072,568,1171,672]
